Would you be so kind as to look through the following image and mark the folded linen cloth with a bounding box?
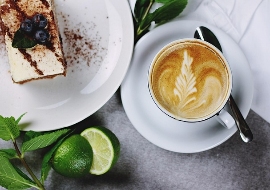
[128,0,270,123]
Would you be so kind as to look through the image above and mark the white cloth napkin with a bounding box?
[128,0,270,123]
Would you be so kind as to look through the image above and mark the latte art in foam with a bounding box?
[149,40,231,121]
[173,50,201,110]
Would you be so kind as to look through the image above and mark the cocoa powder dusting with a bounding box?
[19,49,44,75]
[59,12,106,69]
[40,0,50,8]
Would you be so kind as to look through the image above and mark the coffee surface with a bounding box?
[149,40,230,120]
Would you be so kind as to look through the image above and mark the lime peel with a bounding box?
[51,134,93,178]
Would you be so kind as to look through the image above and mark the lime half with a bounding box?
[81,126,120,175]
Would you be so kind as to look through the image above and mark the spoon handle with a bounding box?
[228,95,253,142]
[194,26,253,142]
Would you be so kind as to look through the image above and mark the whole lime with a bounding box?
[51,134,93,178]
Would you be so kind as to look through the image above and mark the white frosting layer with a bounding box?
[6,36,65,82]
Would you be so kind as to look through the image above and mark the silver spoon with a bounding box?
[194,26,253,143]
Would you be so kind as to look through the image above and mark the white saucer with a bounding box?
[121,20,253,153]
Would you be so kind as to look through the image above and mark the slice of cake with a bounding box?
[0,0,66,84]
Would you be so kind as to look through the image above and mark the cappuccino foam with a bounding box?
[149,40,231,120]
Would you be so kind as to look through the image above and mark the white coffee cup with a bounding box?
[148,38,235,129]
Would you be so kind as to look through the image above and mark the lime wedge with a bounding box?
[81,126,120,175]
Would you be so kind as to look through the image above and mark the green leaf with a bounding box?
[0,156,37,189]
[0,149,18,159]
[12,30,37,49]
[154,0,188,24]
[140,0,188,29]
[22,128,70,152]
[0,115,21,141]
[41,131,71,183]
[15,113,27,126]
[13,165,34,185]
[134,0,154,22]
[155,0,172,3]
[23,130,44,143]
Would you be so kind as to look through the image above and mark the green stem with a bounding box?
[135,0,154,43]
[13,140,45,190]
[141,0,154,21]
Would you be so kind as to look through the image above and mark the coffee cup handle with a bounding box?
[215,109,235,129]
